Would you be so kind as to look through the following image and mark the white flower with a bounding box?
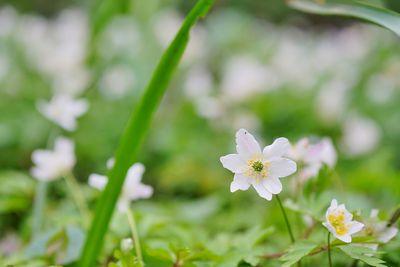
[221,56,278,102]
[358,209,398,250]
[37,94,89,131]
[322,199,364,243]
[31,137,75,182]
[220,129,297,200]
[121,238,134,252]
[88,162,153,212]
[341,114,381,157]
[288,137,337,182]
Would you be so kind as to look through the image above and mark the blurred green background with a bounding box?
[0,0,399,266]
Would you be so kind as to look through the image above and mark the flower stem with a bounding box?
[275,195,295,243]
[64,172,90,227]
[126,209,144,266]
[327,232,333,267]
[31,181,48,238]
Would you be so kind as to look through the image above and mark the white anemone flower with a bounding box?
[31,137,75,182]
[288,137,337,182]
[88,163,153,212]
[37,94,89,131]
[323,199,364,243]
[220,129,297,200]
[359,209,398,250]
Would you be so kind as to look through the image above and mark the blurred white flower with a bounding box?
[194,96,224,119]
[98,16,141,59]
[220,129,296,200]
[316,79,350,123]
[184,66,213,99]
[221,56,278,101]
[152,9,206,63]
[366,74,396,104]
[99,64,135,98]
[16,9,88,80]
[121,238,134,252]
[52,67,91,96]
[288,137,337,182]
[38,94,89,131]
[89,163,153,212]
[31,137,75,182]
[358,209,398,251]
[341,114,381,157]
[0,6,17,38]
[323,199,364,243]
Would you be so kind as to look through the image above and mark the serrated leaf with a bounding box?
[280,241,318,267]
[288,0,400,36]
[339,245,387,267]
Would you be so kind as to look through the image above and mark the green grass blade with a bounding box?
[287,0,400,36]
[78,0,215,266]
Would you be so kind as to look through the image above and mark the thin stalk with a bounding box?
[64,172,91,227]
[31,127,58,238]
[275,195,295,243]
[126,209,143,266]
[327,232,333,267]
[31,181,48,238]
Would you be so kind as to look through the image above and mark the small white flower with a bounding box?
[323,199,364,243]
[121,238,134,252]
[89,162,153,212]
[220,129,297,200]
[38,94,89,131]
[288,137,337,182]
[341,114,381,157]
[358,209,398,250]
[31,137,75,182]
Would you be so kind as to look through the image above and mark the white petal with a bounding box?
[235,128,261,158]
[337,234,352,243]
[54,137,74,154]
[348,221,364,235]
[230,174,251,192]
[263,137,290,159]
[369,209,379,218]
[252,182,272,200]
[126,163,145,184]
[128,183,153,200]
[330,199,338,209]
[220,154,246,173]
[378,227,398,243]
[269,158,297,178]
[88,174,108,190]
[262,177,282,194]
[107,158,115,169]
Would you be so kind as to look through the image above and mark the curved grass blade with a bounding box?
[287,0,400,37]
[77,0,215,266]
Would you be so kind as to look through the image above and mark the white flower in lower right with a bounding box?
[322,199,364,243]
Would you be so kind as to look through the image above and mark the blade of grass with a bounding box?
[78,0,215,266]
[287,0,400,37]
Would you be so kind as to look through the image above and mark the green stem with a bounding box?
[275,195,295,243]
[328,232,333,267]
[31,181,48,238]
[64,172,91,227]
[126,209,143,266]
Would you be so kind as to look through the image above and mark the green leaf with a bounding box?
[338,245,387,267]
[280,241,318,267]
[78,1,216,266]
[287,0,400,36]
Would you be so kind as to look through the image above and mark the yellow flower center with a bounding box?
[246,159,270,181]
[328,211,349,236]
